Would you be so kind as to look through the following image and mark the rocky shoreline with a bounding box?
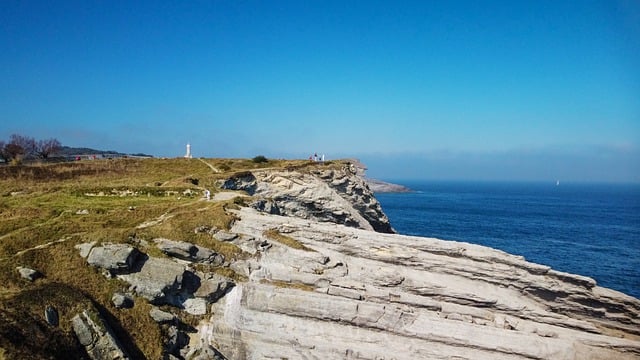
[365,177,412,193]
[59,164,640,359]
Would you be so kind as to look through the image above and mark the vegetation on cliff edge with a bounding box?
[0,157,346,359]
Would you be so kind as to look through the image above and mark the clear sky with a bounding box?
[1,0,639,182]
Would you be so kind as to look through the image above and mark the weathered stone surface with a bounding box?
[183,298,208,315]
[219,172,257,195]
[221,167,394,233]
[195,206,640,360]
[194,225,216,234]
[117,256,189,305]
[16,266,41,281]
[72,309,129,360]
[154,238,224,265]
[250,199,280,215]
[213,231,238,242]
[187,345,227,360]
[86,243,140,274]
[149,307,175,323]
[44,305,58,326]
[365,178,412,193]
[75,241,96,258]
[193,273,234,303]
[165,325,189,355]
[112,292,134,309]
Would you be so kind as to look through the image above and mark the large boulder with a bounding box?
[72,309,129,360]
[149,307,175,324]
[117,256,193,305]
[86,243,140,274]
[154,238,224,265]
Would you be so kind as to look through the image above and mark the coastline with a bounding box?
[365,178,412,193]
[3,158,639,359]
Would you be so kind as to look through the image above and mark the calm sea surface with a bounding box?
[376,181,640,299]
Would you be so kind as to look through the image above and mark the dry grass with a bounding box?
[0,157,346,358]
[263,228,315,252]
[0,158,223,358]
[259,279,316,292]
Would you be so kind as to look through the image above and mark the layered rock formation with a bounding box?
[221,166,394,233]
[365,178,412,193]
[71,164,640,359]
[201,166,640,359]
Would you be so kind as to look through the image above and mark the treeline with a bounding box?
[0,134,61,164]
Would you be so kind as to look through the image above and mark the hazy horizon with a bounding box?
[2,1,638,182]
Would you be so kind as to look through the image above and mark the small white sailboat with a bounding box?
[556,180,560,186]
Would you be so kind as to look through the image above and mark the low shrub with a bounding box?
[252,155,268,163]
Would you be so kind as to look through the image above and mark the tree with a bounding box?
[0,140,6,162]
[3,143,25,162]
[35,138,62,159]
[9,134,36,159]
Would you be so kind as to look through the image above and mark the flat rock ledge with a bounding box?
[196,206,640,360]
[365,178,412,193]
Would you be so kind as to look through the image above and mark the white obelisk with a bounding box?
[185,143,192,159]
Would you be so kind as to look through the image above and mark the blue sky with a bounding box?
[1,1,639,182]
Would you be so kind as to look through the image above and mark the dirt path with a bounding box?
[0,233,84,262]
[198,158,221,173]
[12,235,80,257]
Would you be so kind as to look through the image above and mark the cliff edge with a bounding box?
[3,158,637,359]
[202,165,640,359]
[221,164,394,233]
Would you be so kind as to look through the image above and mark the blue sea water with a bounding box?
[376,181,640,299]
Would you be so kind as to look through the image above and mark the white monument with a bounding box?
[184,143,192,159]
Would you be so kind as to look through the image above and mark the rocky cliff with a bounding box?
[221,165,394,233]
[204,166,640,359]
[65,163,640,359]
[201,207,640,359]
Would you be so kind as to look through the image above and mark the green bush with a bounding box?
[252,155,268,163]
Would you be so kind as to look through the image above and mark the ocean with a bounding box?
[375,181,640,299]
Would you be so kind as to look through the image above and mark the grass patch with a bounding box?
[135,199,246,261]
[259,279,315,292]
[263,229,314,252]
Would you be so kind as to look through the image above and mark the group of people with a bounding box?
[309,153,325,162]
